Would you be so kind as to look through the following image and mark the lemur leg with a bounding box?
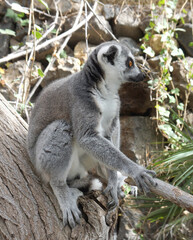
[103,169,119,210]
[103,124,125,207]
[35,120,82,228]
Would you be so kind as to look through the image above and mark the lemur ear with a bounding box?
[103,45,118,65]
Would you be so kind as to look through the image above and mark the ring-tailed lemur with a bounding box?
[27,41,156,228]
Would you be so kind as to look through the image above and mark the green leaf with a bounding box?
[60,50,67,59]
[189,42,193,47]
[182,9,187,14]
[38,69,44,77]
[159,124,178,139]
[32,30,42,39]
[37,0,49,11]
[177,103,184,111]
[5,9,28,26]
[20,19,29,27]
[171,48,184,57]
[157,106,170,117]
[143,46,155,57]
[171,88,180,96]
[149,21,155,28]
[158,0,165,6]
[34,24,42,31]
[168,95,175,103]
[144,33,149,41]
[5,9,18,21]
[46,54,52,63]
[17,12,25,18]
[0,29,16,36]
[180,17,185,24]
[51,29,57,34]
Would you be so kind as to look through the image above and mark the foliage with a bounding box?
[138,0,193,238]
[5,8,29,27]
[141,0,193,147]
[136,135,193,239]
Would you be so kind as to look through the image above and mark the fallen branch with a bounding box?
[0,0,98,64]
[126,177,193,213]
[25,0,85,107]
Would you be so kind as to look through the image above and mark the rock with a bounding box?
[74,41,96,64]
[149,34,163,55]
[0,5,6,17]
[119,37,142,56]
[102,4,119,20]
[0,16,15,58]
[147,56,160,72]
[120,116,161,165]
[14,21,28,41]
[65,15,113,47]
[172,57,193,110]
[34,0,72,14]
[119,81,153,116]
[149,34,178,55]
[35,42,56,62]
[186,110,193,126]
[177,24,193,57]
[0,60,43,101]
[10,38,21,52]
[139,16,151,34]
[113,8,143,41]
[41,56,80,87]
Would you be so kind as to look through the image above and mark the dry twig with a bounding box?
[0,0,99,65]
[25,0,91,108]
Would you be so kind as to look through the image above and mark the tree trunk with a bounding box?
[0,94,117,240]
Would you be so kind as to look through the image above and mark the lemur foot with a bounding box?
[62,188,83,228]
[51,183,83,228]
[103,185,119,211]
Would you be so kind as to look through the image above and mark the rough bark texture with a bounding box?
[0,94,117,240]
[126,177,193,213]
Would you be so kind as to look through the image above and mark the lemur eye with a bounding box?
[126,57,133,68]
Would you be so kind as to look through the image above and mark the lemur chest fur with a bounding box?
[93,82,119,136]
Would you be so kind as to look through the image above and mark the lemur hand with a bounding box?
[131,166,157,194]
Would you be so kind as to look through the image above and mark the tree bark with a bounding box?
[126,177,193,213]
[1,93,193,240]
[0,94,117,240]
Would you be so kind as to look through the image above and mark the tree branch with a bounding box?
[126,177,193,213]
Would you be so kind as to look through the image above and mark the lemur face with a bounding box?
[97,43,145,84]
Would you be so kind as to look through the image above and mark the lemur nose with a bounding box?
[136,72,146,82]
[142,72,146,79]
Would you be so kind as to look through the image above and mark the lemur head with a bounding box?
[97,42,145,84]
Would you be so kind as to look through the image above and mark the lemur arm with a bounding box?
[78,133,156,194]
[73,103,156,194]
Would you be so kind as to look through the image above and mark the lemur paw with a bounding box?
[103,185,119,211]
[132,167,157,195]
[61,188,83,228]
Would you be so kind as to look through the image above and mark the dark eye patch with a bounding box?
[103,45,118,65]
[125,57,134,68]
